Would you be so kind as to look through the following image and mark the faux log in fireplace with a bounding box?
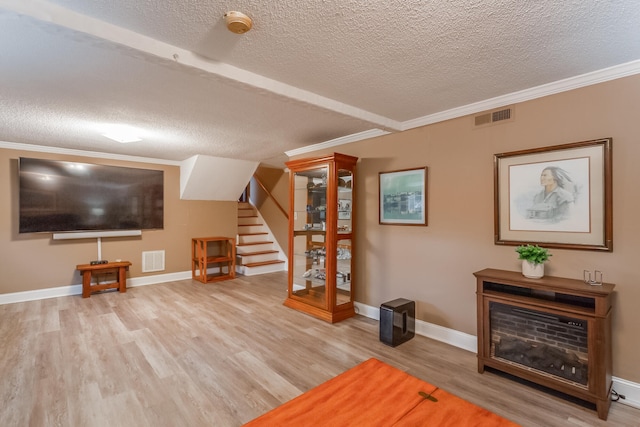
[474,268,614,420]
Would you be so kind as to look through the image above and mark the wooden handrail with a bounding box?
[253,174,289,220]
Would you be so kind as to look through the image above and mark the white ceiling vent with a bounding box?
[142,250,165,273]
[474,107,514,127]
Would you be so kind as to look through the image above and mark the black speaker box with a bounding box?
[379,298,415,347]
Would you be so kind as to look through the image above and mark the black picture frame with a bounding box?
[379,167,428,226]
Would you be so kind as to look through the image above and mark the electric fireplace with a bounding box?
[490,302,588,386]
[474,269,614,420]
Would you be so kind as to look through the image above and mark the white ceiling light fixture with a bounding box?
[101,125,142,143]
[224,11,253,34]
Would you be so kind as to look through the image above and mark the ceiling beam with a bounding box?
[1,0,403,133]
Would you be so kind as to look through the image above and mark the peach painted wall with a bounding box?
[292,74,640,382]
[251,166,289,253]
[0,150,237,294]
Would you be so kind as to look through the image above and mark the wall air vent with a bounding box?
[474,107,513,127]
[142,250,165,272]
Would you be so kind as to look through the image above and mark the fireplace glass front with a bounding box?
[489,301,589,387]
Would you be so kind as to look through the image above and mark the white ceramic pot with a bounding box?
[522,260,544,279]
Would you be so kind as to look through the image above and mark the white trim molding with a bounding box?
[0,271,191,305]
[285,129,390,158]
[0,140,181,166]
[611,377,640,410]
[355,301,476,353]
[286,59,640,158]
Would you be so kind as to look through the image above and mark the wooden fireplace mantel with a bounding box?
[474,268,615,420]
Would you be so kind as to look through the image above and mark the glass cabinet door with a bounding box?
[335,237,352,306]
[335,167,353,307]
[285,153,358,323]
[291,166,328,309]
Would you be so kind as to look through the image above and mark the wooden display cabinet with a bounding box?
[192,237,236,283]
[284,153,357,323]
[474,268,614,420]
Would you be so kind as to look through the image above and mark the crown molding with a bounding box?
[3,60,640,163]
[0,141,181,166]
[285,129,390,158]
[402,59,640,131]
[285,60,640,159]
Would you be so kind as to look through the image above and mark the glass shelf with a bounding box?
[285,153,358,323]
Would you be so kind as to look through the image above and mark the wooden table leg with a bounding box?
[118,266,127,293]
[82,271,91,298]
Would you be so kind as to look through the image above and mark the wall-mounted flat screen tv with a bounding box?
[19,157,164,233]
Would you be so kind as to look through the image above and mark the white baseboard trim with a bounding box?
[355,301,640,410]
[0,271,192,305]
[129,271,192,287]
[611,377,640,410]
[355,301,478,353]
[0,284,85,305]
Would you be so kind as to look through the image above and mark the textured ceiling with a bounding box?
[1,0,640,167]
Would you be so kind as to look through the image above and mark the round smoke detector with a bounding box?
[224,11,253,34]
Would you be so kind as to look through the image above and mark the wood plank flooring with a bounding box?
[1,272,638,426]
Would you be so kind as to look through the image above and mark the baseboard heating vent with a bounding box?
[142,250,165,272]
[474,107,513,127]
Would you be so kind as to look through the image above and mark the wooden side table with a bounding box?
[76,261,132,298]
[191,237,236,283]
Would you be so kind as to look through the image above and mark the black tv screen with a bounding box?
[19,157,164,233]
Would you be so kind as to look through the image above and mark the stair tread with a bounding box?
[237,241,274,246]
[237,202,284,272]
[243,260,285,268]
[239,250,279,256]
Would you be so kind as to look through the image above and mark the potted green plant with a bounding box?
[515,244,551,278]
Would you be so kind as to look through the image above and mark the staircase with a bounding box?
[236,201,287,276]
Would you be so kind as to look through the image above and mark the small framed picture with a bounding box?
[379,167,427,226]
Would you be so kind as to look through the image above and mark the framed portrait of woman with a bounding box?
[494,138,612,251]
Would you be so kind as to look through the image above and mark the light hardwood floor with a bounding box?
[1,272,638,426]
